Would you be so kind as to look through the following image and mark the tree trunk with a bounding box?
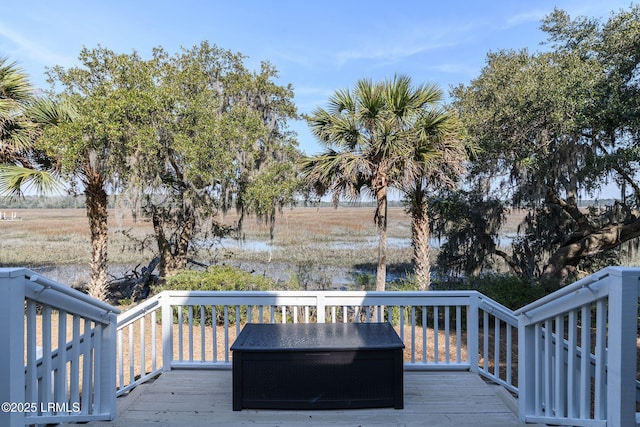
[374,181,388,292]
[85,173,109,301]
[151,208,171,279]
[411,199,431,291]
[152,205,196,278]
[541,219,640,286]
[166,209,195,275]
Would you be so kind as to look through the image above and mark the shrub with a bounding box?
[352,272,376,290]
[162,265,277,292]
[431,273,548,310]
[157,266,278,325]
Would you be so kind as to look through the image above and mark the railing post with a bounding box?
[518,315,535,422]
[605,267,639,427]
[0,269,27,427]
[162,296,173,371]
[99,311,118,420]
[316,293,326,323]
[467,293,479,373]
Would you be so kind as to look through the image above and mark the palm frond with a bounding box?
[0,58,39,153]
[0,165,61,196]
[0,57,32,103]
[385,75,443,122]
[0,115,36,153]
[327,88,355,115]
[27,97,78,125]
[355,78,386,122]
[412,81,443,107]
[300,149,368,200]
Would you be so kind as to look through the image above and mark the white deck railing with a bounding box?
[2,266,638,426]
[515,266,640,426]
[0,268,120,427]
[115,289,518,396]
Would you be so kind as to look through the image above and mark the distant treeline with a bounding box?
[0,195,89,209]
[0,195,616,210]
[0,195,392,210]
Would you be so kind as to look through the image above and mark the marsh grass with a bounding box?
[216,206,413,270]
[0,207,414,286]
[0,209,153,266]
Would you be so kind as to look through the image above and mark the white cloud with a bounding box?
[333,40,449,66]
[330,23,478,68]
[504,10,548,28]
[271,50,314,69]
[0,22,72,67]
[426,63,477,75]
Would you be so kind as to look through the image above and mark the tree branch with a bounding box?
[545,186,594,231]
[493,249,524,276]
[542,217,640,283]
[595,140,640,206]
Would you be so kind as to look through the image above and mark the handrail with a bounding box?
[5,266,635,426]
[516,267,640,426]
[117,293,162,327]
[28,329,95,370]
[156,289,480,299]
[0,268,119,427]
[477,294,517,326]
[25,270,120,315]
[514,269,610,316]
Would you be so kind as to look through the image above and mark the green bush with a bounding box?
[157,266,278,325]
[432,273,548,310]
[352,272,376,290]
[163,265,277,292]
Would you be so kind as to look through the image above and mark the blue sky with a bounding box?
[1,1,633,155]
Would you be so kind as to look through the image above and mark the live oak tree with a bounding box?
[134,43,299,277]
[43,42,300,299]
[441,6,640,287]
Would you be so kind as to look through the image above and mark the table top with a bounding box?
[230,322,405,352]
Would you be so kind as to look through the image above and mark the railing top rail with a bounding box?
[0,267,120,315]
[157,289,480,299]
[514,266,640,317]
[476,294,518,325]
[117,293,162,327]
[146,289,482,311]
[513,269,610,316]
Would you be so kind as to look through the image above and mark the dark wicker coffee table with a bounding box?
[230,322,404,411]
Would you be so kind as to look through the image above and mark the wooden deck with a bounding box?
[72,370,549,427]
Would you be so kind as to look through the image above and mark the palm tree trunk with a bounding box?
[412,200,431,290]
[85,173,109,301]
[374,183,388,292]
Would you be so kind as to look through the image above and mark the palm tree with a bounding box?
[0,58,63,195]
[303,75,443,291]
[0,58,32,145]
[400,107,467,290]
[0,58,51,195]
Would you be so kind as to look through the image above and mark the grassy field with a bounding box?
[0,206,415,287]
[0,205,533,290]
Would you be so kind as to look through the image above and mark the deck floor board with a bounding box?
[73,370,549,426]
